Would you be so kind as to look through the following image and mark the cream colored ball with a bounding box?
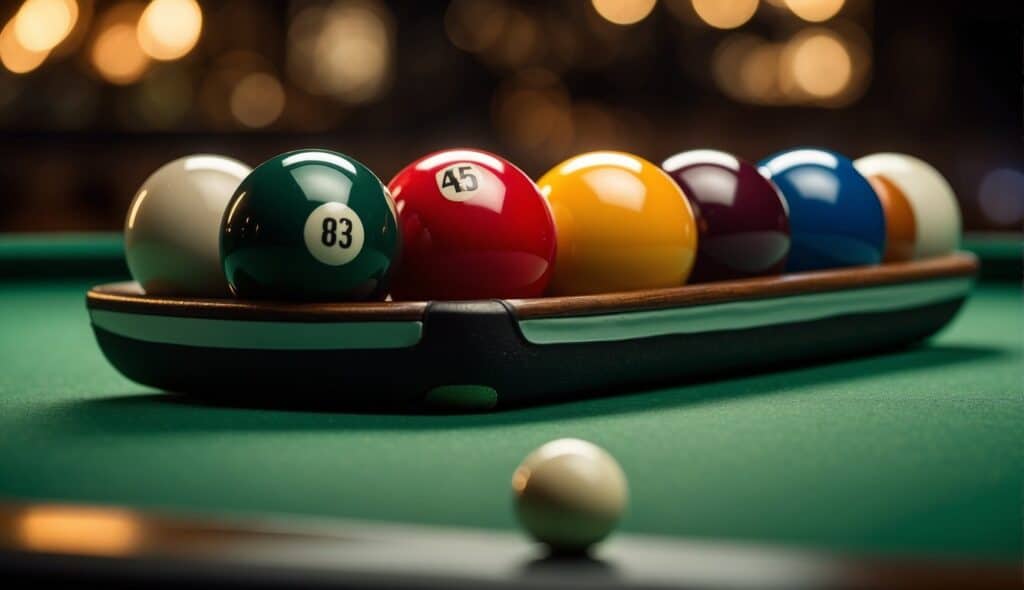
[125,154,251,296]
[512,438,628,553]
[854,153,961,259]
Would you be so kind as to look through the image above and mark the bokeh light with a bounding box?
[137,0,202,61]
[740,42,782,104]
[711,34,762,102]
[591,0,657,26]
[783,0,844,22]
[287,0,393,104]
[92,24,149,85]
[0,19,49,74]
[714,25,866,107]
[230,72,285,128]
[90,3,150,85]
[17,506,143,556]
[481,8,543,68]
[691,0,759,29]
[444,0,508,53]
[13,0,79,53]
[494,69,573,158]
[979,168,1024,226]
[787,30,851,98]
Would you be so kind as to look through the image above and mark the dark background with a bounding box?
[0,0,1020,233]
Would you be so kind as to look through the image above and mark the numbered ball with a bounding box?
[758,148,886,272]
[662,149,790,281]
[539,151,698,295]
[388,149,557,300]
[854,153,961,259]
[220,149,399,300]
[512,439,628,554]
[125,154,251,297]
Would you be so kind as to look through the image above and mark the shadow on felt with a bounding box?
[47,343,1010,434]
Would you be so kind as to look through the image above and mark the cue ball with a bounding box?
[125,154,251,297]
[512,438,628,554]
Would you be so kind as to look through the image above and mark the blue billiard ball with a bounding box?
[758,148,886,272]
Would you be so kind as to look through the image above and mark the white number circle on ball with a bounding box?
[436,163,483,202]
[303,201,366,266]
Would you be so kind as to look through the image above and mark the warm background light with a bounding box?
[13,0,78,52]
[287,0,393,104]
[739,42,782,104]
[788,31,851,98]
[784,0,844,22]
[691,0,759,29]
[230,72,285,128]
[137,0,202,61]
[0,19,49,74]
[445,0,508,53]
[17,506,143,556]
[591,0,658,26]
[92,22,150,85]
[494,69,572,158]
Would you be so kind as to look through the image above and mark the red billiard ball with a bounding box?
[662,149,790,281]
[388,149,557,301]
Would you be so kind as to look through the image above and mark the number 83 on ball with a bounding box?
[221,149,400,301]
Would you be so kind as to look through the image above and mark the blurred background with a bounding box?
[0,0,1019,233]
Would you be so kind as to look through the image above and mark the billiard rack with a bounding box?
[87,253,978,411]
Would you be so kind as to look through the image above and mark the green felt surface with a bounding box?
[0,236,1021,563]
[0,233,126,278]
[1,281,1021,560]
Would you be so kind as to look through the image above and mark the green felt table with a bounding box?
[0,233,1021,573]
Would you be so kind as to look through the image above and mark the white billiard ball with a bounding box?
[854,153,962,259]
[125,154,251,296]
[512,438,628,554]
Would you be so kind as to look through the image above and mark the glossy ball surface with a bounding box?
[865,174,917,263]
[854,153,961,259]
[220,150,399,300]
[512,438,628,554]
[539,151,698,295]
[388,149,556,300]
[125,154,251,297]
[662,149,790,281]
[758,148,886,272]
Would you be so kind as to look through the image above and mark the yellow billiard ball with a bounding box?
[512,438,628,554]
[538,151,698,295]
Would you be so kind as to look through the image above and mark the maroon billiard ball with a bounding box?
[388,149,557,300]
[662,150,790,282]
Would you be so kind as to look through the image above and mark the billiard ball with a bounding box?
[758,148,886,272]
[854,153,961,259]
[538,151,698,295]
[662,149,790,281]
[387,149,556,300]
[864,174,917,263]
[125,154,251,297]
[220,149,399,300]
[512,438,628,554]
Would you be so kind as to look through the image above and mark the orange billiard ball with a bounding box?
[866,174,917,263]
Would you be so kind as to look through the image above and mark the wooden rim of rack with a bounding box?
[86,252,978,321]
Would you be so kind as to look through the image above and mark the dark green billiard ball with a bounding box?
[220,149,399,300]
